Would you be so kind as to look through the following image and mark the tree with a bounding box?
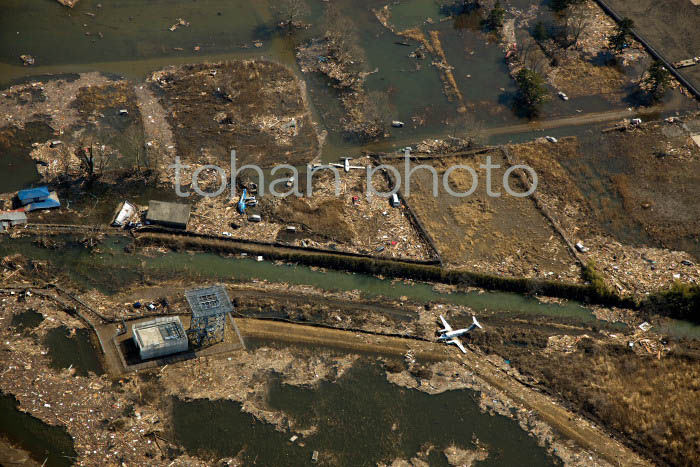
[533,21,549,42]
[563,3,591,49]
[273,0,310,33]
[608,17,634,54]
[550,0,583,12]
[642,60,671,100]
[514,68,549,115]
[484,1,505,30]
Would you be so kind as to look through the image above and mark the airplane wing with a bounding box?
[329,163,343,168]
[439,315,452,332]
[449,338,467,354]
[348,165,364,169]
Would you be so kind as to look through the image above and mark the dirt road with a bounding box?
[483,107,660,138]
[236,318,651,467]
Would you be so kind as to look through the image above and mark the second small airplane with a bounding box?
[437,315,483,353]
[329,157,365,173]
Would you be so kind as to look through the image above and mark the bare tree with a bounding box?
[77,137,111,182]
[563,3,591,50]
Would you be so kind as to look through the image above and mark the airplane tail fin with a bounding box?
[472,316,483,329]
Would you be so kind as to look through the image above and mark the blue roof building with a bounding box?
[17,187,50,206]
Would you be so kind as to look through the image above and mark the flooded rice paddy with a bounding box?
[172,360,555,466]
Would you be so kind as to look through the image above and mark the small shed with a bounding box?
[146,200,190,229]
[132,316,188,360]
[17,186,50,206]
[0,211,28,226]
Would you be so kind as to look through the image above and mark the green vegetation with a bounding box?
[483,1,505,30]
[608,17,634,54]
[642,60,671,101]
[645,281,700,323]
[582,260,617,302]
[514,68,549,116]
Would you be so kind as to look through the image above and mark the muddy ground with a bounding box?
[148,60,320,173]
[604,0,700,94]
[177,155,436,260]
[383,148,580,282]
[508,116,700,297]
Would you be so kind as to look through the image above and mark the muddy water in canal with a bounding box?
[172,360,555,466]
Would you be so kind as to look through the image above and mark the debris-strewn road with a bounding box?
[237,318,651,467]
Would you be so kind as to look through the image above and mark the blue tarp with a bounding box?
[25,191,60,212]
[17,186,50,205]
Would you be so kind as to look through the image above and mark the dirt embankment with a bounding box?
[3,255,689,467]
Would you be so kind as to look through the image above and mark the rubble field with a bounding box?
[147,60,321,180]
[2,253,692,466]
[384,148,580,281]
[507,116,700,298]
[167,155,437,261]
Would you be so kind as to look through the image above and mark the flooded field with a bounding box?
[172,359,555,466]
[43,326,104,376]
[0,393,76,467]
[2,0,680,166]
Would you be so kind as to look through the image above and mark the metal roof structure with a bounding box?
[25,191,61,212]
[186,285,233,318]
[185,285,232,347]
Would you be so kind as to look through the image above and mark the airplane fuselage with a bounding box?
[438,328,469,340]
[438,323,479,340]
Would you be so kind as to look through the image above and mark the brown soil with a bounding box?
[507,118,700,297]
[387,149,579,281]
[604,0,700,93]
[273,197,356,243]
[148,60,319,170]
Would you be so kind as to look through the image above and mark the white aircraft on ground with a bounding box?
[329,157,365,172]
[437,315,483,353]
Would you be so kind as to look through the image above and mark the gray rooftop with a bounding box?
[146,200,191,228]
[0,212,28,222]
[185,285,233,318]
[133,316,186,349]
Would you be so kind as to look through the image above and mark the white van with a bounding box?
[390,193,400,208]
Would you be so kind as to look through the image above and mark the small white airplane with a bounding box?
[437,315,483,353]
[330,157,365,173]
